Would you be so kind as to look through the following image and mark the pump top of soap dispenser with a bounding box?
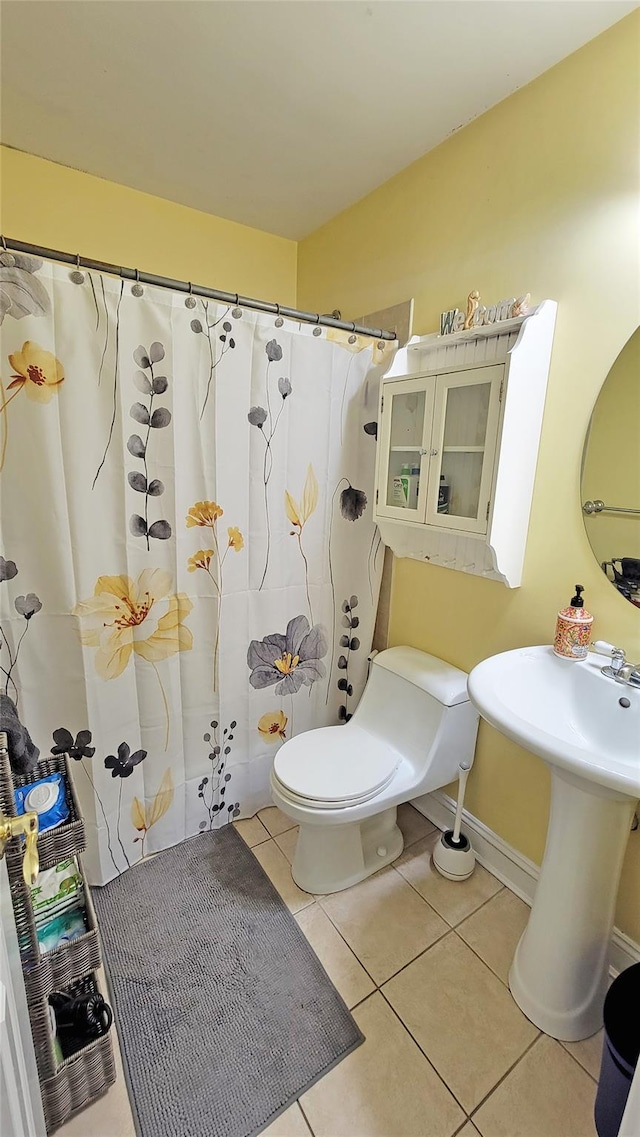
[559,585,591,619]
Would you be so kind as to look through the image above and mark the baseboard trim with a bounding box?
[412,789,640,977]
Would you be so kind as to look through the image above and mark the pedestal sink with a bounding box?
[468,646,639,1041]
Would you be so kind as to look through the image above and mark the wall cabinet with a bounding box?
[373,301,557,587]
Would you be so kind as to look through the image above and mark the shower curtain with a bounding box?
[0,253,395,883]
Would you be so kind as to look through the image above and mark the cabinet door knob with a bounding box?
[430,448,439,457]
[419,449,428,456]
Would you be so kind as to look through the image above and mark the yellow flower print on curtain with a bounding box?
[186,501,223,528]
[284,464,318,623]
[73,569,192,749]
[1,341,65,470]
[131,767,174,858]
[185,501,244,692]
[7,341,64,402]
[257,710,288,743]
[227,527,244,552]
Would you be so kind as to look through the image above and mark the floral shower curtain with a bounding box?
[0,252,395,884]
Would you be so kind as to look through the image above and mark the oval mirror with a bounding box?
[581,327,640,609]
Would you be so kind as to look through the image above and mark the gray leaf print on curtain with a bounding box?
[247,339,292,589]
[0,253,50,323]
[127,343,172,549]
[189,303,236,419]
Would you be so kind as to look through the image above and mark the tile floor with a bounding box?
[60,804,601,1137]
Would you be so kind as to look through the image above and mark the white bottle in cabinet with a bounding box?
[373,300,557,587]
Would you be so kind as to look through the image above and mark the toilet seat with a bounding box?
[273,725,400,809]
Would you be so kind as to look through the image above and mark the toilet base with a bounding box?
[291,806,404,894]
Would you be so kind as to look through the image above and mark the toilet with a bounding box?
[270,645,479,894]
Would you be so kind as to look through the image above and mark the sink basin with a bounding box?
[468,645,640,798]
[468,645,640,1042]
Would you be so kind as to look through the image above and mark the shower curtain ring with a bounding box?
[275,302,283,328]
[313,312,322,337]
[185,281,197,309]
[132,268,144,297]
[1,234,8,251]
[70,252,85,285]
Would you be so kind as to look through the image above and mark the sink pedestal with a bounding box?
[509,768,636,1041]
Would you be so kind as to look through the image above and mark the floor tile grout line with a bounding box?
[295,1099,315,1136]
[313,897,381,989]
[378,985,471,1119]
[390,859,505,931]
[454,929,513,992]
[450,880,507,929]
[233,820,271,848]
[468,1030,543,1119]
[259,822,297,840]
[557,1039,600,1085]
[452,1119,475,1137]
[295,904,380,998]
[321,887,457,989]
[348,990,379,1014]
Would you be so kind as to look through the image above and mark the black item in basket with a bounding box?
[50,977,113,1060]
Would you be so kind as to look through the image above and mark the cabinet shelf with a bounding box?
[390,445,423,452]
[443,446,485,453]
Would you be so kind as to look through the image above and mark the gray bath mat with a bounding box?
[92,826,363,1137]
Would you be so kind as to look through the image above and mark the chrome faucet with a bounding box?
[591,641,640,689]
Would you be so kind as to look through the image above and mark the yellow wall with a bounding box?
[299,13,640,941]
[582,327,640,565]
[0,147,297,304]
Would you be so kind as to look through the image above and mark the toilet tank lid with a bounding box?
[371,646,470,706]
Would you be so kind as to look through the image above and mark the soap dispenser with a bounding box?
[553,585,593,660]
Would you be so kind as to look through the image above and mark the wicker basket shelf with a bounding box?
[41,1032,117,1133]
[0,739,116,1133]
[1,752,86,875]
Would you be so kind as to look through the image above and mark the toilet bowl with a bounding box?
[270,646,479,894]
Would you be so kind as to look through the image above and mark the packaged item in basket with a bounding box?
[50,986,113,1058]
[37,907,87,955]
[14,772,69,833]
[30,858,83,929]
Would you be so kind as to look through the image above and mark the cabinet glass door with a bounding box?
[426,365,503,533]
[377,378,433,520]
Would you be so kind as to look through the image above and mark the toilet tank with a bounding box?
[353,646,479,789]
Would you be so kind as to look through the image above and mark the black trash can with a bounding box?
[595,962,640,1137]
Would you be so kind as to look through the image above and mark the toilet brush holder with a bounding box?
[432,830,476,880]
[432,760,476,881]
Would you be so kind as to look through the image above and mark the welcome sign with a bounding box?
[440,292,530,336]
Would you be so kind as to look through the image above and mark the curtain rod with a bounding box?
[1,236,397,341]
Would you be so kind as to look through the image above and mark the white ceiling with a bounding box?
[1,1,636,239]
